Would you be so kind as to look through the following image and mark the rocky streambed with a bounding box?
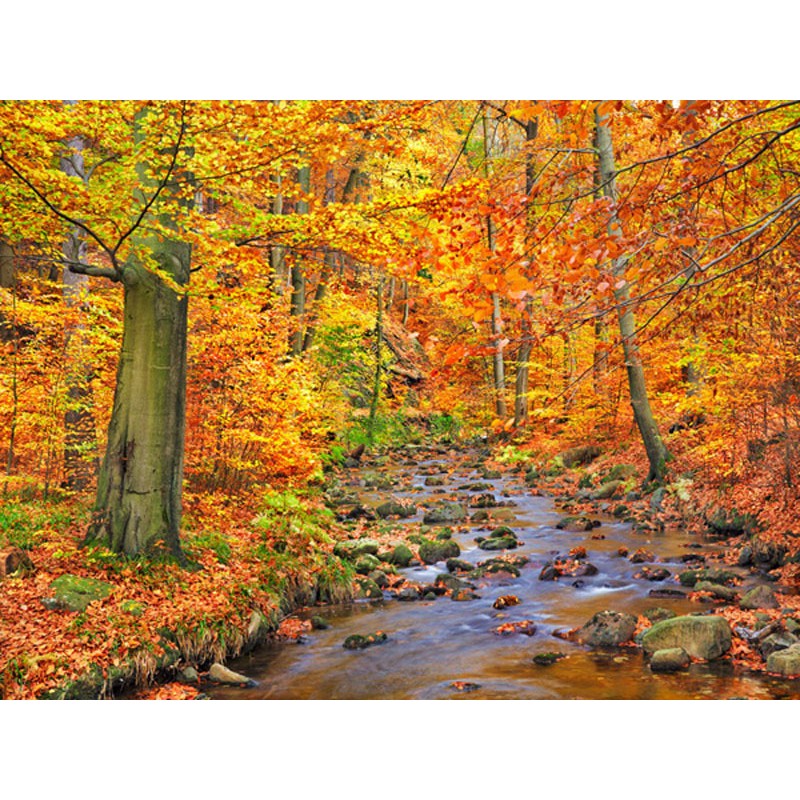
[206,446,800,700]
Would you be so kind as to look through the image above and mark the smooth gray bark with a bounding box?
[595,104,670,482]
[483,107,507,418]
[514,118,539,427]
[60,134,98,492]
[289,165,310,356]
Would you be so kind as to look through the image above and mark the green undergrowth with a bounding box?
[0,496,88,551]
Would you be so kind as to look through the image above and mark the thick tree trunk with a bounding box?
[85,242,191,558]
[595,104,670,483]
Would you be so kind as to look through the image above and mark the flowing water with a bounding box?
[207,450,800,700]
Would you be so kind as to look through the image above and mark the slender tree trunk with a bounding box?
[401,279,410,327]
[0,240,14,288]
[302,168,338,353]
[483,106,507,418]
[595,104,670,482]
[60,135,98,492]
[678,101,703,398]
[289,165,310,356]
[590,125,610,399]
[270,174,286,295]
[1,241,18,478]
[514,117,539,426]
[367,275,384,444]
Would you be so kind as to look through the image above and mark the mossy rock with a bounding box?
[480,468,502,479]
[435,527,453,541]
[556,516,597,532]
[739,584,779,610]
[446,558,473,573]
[355,578,384,599]
[641,615,732,660]
[766,643,800,676]
[488,525,516,539]
[694,581,738,601]
[44,574,114,613]
[470,510,490,522]
[603,464,638,482]
[478,535,518,551]
[382,543,414,568]
[354,554,382,574]
[575,610,638,647]
[418,538,461,565]
[422,503,467,524]
[424,476,446,486]
[678,568,738,587]
[343,632,388,650]
[376,500,416,519]
[491,508,516,521]
[706,508,759,537]
[475,561,521,577]
[591,480,623,500]
[362,472,395,490]
[434,573,474,593]
[469,493,498,508]
[524,467,540,486]
[367,570,390,589]
[333,538,380,560]
[650,647,690,672]
[311,615,330,630]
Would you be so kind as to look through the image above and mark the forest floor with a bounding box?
[1,425,799,700]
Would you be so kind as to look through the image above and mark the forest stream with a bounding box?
[205,449,800,700]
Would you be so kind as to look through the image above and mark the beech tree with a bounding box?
[593,102,670,481]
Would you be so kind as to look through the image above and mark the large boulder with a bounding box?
[423,503,467,525]
[766,643,800,676]
[739,584,779,610]
[42,574,113,612]
[641,615,732,660]
[575,611,638,647]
